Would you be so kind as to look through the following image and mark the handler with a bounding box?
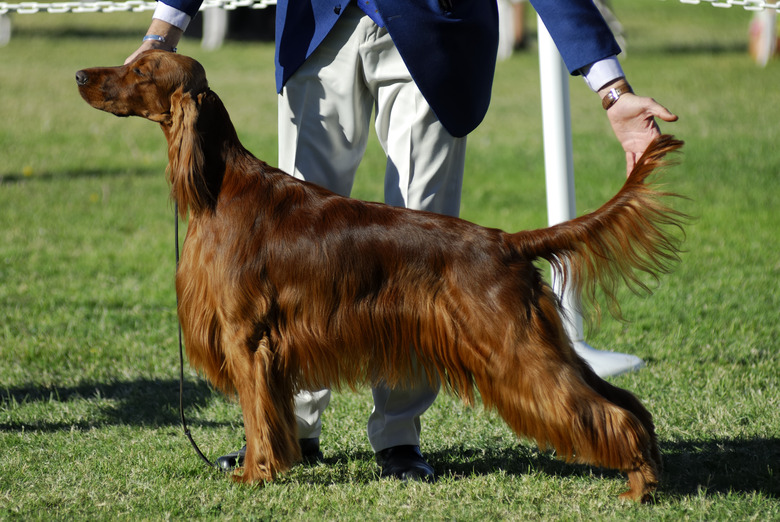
[126,0,677,482]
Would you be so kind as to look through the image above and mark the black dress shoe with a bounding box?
[216,445,245,471]
[216,438,323,471]
[375,445,435,482]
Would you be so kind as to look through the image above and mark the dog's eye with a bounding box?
[133,67,144,77]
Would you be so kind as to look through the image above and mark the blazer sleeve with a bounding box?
[530,0,621,74]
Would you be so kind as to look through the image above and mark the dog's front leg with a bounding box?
[231,333,300,484]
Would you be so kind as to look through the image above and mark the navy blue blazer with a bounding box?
[164,0,620,137]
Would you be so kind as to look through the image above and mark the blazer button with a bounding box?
[334,5,341,14]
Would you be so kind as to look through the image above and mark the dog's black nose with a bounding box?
[75,70,89,86]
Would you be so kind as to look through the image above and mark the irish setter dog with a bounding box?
[76,50,685,502]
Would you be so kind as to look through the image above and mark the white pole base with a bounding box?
[573,340,645,378]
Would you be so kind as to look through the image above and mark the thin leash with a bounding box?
[175,202,219,470]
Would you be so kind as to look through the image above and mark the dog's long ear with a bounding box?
[166,87,210,218]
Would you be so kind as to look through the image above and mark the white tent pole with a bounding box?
[536,16,583,341]
[536,16,644,377]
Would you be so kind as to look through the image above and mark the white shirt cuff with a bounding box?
[580,57,624,91]
[153,2,192,31]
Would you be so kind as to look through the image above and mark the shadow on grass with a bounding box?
[425,438,778,500]
[627,41,749,57]
[660,438,779,499]
[13,26,176,41]
[424,444,626,489]
[0,377,225,431]
[660,42,748,55]
[0,167,162,184]
[316,439,778,499]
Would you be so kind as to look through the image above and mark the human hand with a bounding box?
[125,41,162,65]
[604,91,678,176]
[125,21,183,65]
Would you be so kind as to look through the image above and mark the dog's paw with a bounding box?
[230,466,272,485]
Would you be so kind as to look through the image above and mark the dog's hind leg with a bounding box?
[475,288,659,502]
[230,332,300,484]
[577,360,662,476]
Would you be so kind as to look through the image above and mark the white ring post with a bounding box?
[201,7,229,50]
[0,15,11,47]
[751,8,778,66]
[537,17,643,377]
[537,17,581,340]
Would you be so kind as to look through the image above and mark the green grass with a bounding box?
[1,2,779,519]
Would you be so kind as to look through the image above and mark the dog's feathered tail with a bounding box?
[511,134,688,321]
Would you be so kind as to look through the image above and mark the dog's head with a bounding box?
[75,50,209,124]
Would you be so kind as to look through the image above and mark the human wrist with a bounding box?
[143,19,183,52]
